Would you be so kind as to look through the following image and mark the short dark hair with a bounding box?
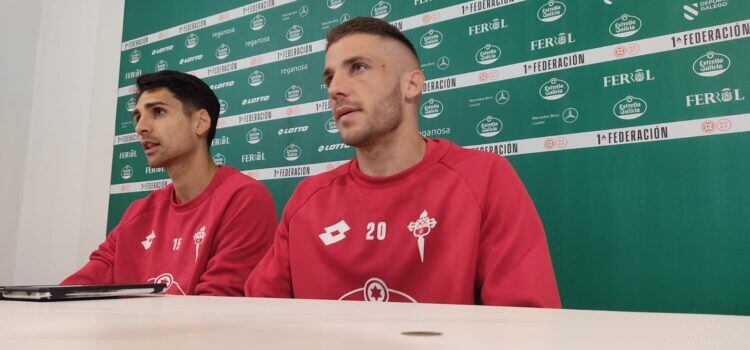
[326,17,419,63]
[135,70,219,149]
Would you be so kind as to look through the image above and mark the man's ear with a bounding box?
[402,68,425,101]
[194,109,212,138]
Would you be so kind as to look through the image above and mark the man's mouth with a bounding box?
[141,140,161,155]
[334,105,361,122]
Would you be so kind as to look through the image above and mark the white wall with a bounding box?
[0,0,42,285]
[3,0,124,285]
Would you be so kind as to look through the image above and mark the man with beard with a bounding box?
[63,71,277,296]
[245,18,560,307]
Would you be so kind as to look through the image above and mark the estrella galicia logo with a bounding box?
[476,116,503,137]
[539,78,569,100]
[248,70,264,87]
[126,97,136,112]
[327,0,345,9]
[212,153,226,166]
[121,165,133,180]
[185,33,199,48]
[420,29,443,49]
[154,59,168,72]
[285,85,302,102]
[693,51,730,77]
[284,144,302,161]
[609,14,642,38]
[246,127,263,144]
[475,44,501,65]
[215,44,230,60]
[613,95,648,120]
[537,1,566,22]
[286,25,303,42]
[420,99,444,119]
[325,117,339,133]
[219,99,228,115]
[129,50,141,64]
[250,14,266,31]
[371,1,392,19]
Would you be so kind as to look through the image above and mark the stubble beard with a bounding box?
[340,85,403,148]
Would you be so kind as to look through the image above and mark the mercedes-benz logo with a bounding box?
[495,90,510,105]
[562,107,579,123]
[436,56,450,70]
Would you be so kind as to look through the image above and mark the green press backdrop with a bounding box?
[110,0,750,315]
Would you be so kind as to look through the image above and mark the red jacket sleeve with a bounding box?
[243,195,296,298]
[60,229,118,285]
[194,184,277,296]
[476,157,561,308]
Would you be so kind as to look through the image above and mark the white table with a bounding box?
[1,296,748,349]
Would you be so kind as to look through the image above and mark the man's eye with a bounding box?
[154,108,166,115]
[352,63,367,72]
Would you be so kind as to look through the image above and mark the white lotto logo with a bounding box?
[212,153,226,165]
[537,0,566,22]
[285,85,302,102]
[476,116,503,137]
[121,165,133,180]
[539,78,569,100]
[420,29,443,49]
[693,51,731,77]
[475,44,501,65]
[219,99,228,115]
[420,98,443,119]
[371,1,392,19]
[327,0,345,9]
[613,96,648,120]
[154,59,168,72]
[286,25,304,42]
[129,50,141,64]
[185,33,199,48]
[250,14,266,31]
[284,144,302,161]
[609,14,642,38]
[215,44,230,60]
[246,128,263,144]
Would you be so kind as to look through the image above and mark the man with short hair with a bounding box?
[245,18,560,306]
[63,70,277,296]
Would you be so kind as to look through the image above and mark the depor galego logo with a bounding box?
[609,14,642,38]
[420,29,444,49]
[251,14,266,31]
[286,25,304,42]
[693,51,731,77]
[537,1,566,22]
[476,116,503,137]
[155,59,168,72]
[327,0,345,9]
[121,165,133,180]
[215,44,230,60]
[325,117,339,133]
[285,85,302,102]
[212,153,226,166]
[248,70,264,87]
[371,1,392,19]
[246,127,263,144]
[185,33,199,48]
[420,98,444,119]
[539,78,569,100]
[613,95,648,120]
[129,50,141,64]
[219,99,228,115]
[475,44,501,65]
[126,97,136,112]
[284,144,302,161]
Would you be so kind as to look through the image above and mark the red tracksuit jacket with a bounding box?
[245,138,560,307]
[62,166,277,296]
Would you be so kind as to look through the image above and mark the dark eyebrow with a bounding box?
[323,55,373,82]
[133,101,167,118]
